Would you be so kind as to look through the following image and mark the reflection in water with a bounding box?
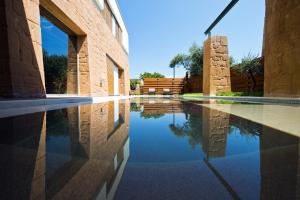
[117,98,300,200]
[0,100,130,200]
[0,98,300,199]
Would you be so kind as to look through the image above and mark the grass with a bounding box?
[216,91,263,97]
[182,91,263,97]
[182,93,203,97]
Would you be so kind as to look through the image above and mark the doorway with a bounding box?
[114,65,119,96]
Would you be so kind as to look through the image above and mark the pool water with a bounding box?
[0,98,299,200]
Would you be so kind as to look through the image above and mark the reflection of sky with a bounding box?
[40,16,68,56]
[46,134,71,178]
[129,112,205,163]
[211,128,261,200]
[128,109,261,199]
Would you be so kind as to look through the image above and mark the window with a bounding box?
[112,16,116,37]
[102,0,122,44]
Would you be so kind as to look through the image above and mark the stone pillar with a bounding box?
[0,0,46,98]
[202,106,229,158]
[67,36,78,94]
[78,36,90,96]
[263,0,300,97]
[203,36,231,96]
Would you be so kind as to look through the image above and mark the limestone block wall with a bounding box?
[1,0,130,97]
[264,0,300,97]
[203,36,231,96]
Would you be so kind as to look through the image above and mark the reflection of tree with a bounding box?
[130,102,141,112]
[140,112,165,119]
[229,116,262,137]
[46,109,69,138]
[169,114,202,149]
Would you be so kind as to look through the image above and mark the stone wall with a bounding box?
[1,0,130,98]
[264,0,300,97]
[203,36,231,96]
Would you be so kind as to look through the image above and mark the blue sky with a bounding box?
[118,0,265,78]
[41,0,265,79]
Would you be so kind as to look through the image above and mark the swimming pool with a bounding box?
[0,98,299,200]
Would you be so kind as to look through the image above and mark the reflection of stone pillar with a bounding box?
[202,107,229,158]
[264,0,300,97]
[203,36,231,96]
[260,126,299,199]
[30,114,46,200]
[0,112,46,199]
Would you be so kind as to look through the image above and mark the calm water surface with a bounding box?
[0,98,299,200]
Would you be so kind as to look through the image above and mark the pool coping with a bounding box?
[1,95,299,118]
[182,95,300,104]
[0,96,132,118]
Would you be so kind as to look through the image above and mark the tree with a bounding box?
[232,53,263,91]
[140,72,165,80]
[43,49,68,94]
[229,56,235,67]
[130,79,140,90]
[188,43,203,76]
[169,43,203,76]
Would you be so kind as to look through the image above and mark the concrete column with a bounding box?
[263,0,300,97]
[203,36,231,96]
[0,0,46,98]
[202,106,229,158]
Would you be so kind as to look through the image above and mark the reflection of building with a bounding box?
[202,107,229,158]
[0,100,130,200]
[260,127,300,200]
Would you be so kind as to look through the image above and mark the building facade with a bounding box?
[0,0,129,98]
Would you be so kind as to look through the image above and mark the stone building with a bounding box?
[0,0,129,98]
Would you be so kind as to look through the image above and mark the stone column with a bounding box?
[203,36,231,96]
[78,36,90,96]
[67,36,78,94]
[0,0,46,98]
[263,0,300,97]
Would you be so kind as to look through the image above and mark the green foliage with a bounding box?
[182,93,203,97]
[169,43,203,76]
[169,54,190,69]
[43,50,68,94]
[130,102,142,112]
[188,43,203,76]
[232,53,263,75]
[216,91,263,97]
[229,56,235,67]
[140,72,165,79]
[232,53,263,92]
[130,79,140,90]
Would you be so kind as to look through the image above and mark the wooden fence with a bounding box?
[142,100,184,114]
[142,78,185,95]
[141,70,264,94]
[230,69,264,92]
